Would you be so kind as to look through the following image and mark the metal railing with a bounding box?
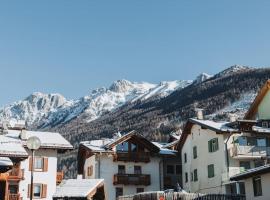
[113,174,151,185]
[230,145,270,158]
[113,152,150,162]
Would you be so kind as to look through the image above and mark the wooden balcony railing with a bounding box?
[113,174,151,186]
[56,171,64,185]
[8,194,21,200]
[8,168,24,180]
[113,152,150,163]
[230,145,270,158]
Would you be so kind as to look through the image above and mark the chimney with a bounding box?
[20,129,27,140]
[229,114,237,122]
[196,109,204,120]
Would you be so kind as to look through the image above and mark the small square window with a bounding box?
[118,165,125,174]
[134,166,141,174]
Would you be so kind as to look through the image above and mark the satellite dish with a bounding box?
[27,136,41,150]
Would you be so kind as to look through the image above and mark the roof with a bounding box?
[230,165,270,181]
[80,139,114,153]
[6,130,73,150]
[0,135,28,158]
[151,142,177,155]
[0,157,13,166]
[53,179,104,198]
[176,118,238,151]
[245,80,270,119]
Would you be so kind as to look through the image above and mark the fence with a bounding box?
[118,191,246,200]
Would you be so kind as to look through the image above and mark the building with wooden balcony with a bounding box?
[177,80,270,196]
[0,121,73,200]
[78,130,178,200]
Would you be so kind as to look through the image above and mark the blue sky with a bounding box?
[0,1,269,106]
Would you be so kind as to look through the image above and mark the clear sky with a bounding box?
[0,1,269,106]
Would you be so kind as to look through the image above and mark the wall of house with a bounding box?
[19,149,58,200]
[162,156,182,189]
[258,90,270,119]
[181,124,228,194]
[85,154,162,200]
[84,155,96,179]
[243,173,270,200]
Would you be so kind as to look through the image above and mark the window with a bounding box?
[240,161,251,171]
[166,165,174,174]
[136,188,144,193]
[253,176,262,197]
[134,166,141,175]
[193,169,198,182]
[34,157,43,170]
[33,184,42,198]
[190,172,193,181]
[176,165,181,175]
[247,137,257,146]
[116,142,129,152]
[87,166,93,176]
[262,121,268,128]
[184,153,187,163]
[118,165,125,174]
[208,138,219,152]
[115,187,123,198]
[207,164,215,178]
[238,136,247,146]
[255,160,264,168]
[193,146,197,159]
[8,185,18,194]
[185,172,188,183]
[257,138,266,147]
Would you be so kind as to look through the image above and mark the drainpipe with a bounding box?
[98,155,101,178]
[225,132,232,173]
[159,158,163,190]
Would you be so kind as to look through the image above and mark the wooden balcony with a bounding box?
[56,171,64,185]
[113,174,151,186]
[113,152,150,163]
[8,168,24,180]
[8,194,21,200]
[230,145,270,159]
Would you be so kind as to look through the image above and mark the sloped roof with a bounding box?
[245,80,270,119]
[0,157,13,166]
[53,179,104,198]
[230,165,270,181]
[0,135,28,158]
[6,130,73,150]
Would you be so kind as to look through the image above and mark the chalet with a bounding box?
[77,130,178,200]
[53,179,105,200]
[177,80,270,195]
[0,121,73,200]
[231,165,270,200]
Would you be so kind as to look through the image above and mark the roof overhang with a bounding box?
[231,165,270,181]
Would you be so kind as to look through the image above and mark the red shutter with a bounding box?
[29,157,33,171]
[41,184,47,198]
[43,158,48,172]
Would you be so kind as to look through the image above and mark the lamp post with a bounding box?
[27,136,41,200]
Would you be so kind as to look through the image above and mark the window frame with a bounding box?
[193,146,197,159]
[134,166,142,175]
[33,184,42,199]
[253,176,262,197]
[118,165,126,174]
[193,169,198,182]
[185,172,188,183]
[184,153,187,163]
[207,164,215,178]
[208,138,219,153]
[115,187,123,198]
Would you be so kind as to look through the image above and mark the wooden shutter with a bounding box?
[41,184,47,198]
[29,157,33,171]
[43,158,48,172]
[27,184,31,198]
[208,140,212,152]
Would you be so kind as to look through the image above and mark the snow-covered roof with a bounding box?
[0,157,13,166]
[0,135,28,158]
[152,142,178,155]
[189,118,237,133]
[252,126,270,133]
[6,130,73,150]
[53,179,104,198]
[80,139,113,152]
[231,165,270,181]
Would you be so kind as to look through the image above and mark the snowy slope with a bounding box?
[0,79,191,128]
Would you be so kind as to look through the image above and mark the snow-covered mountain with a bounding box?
[0,79,191,128]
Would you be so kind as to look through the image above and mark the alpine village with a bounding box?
[2,66,270,200]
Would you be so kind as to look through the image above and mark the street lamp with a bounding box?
[27,136,41,200]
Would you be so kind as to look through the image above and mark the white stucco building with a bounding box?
[77,130,178,200]
[178,79,270,195]
[0,122,73,200]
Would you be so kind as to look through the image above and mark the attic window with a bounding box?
[262,121,268,128]
[116,142,129,152]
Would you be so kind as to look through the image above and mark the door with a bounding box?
[0,181,6,200]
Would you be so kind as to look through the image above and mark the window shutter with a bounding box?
[27,184,31,198]
[216,138,219,150]
[29,157,33,171]
[43,158,48,172]
[208,140,212,152]
[41,184,47,198]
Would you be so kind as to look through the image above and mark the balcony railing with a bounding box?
[8,194,21,200]
[113,152,150,163]
[230,145,270,158]
[8,168,24,180]
[56,171,64,185]
[113,174,151,186]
